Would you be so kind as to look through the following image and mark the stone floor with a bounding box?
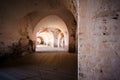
[0,52,77,80]
[36,45,67,52]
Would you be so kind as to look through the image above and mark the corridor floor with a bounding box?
[0,52,77,80]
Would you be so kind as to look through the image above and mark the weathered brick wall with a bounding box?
[79,0,120,80]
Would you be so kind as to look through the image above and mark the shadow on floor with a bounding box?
[0,52,77,80]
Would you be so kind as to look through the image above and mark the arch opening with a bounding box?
[33,15,69,52]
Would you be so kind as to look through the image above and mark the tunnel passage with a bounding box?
[0,0,78,80]
[33,15,69,52]
[0,0,77,55]
[18,9,77,53]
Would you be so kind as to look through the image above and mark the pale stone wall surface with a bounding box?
[79,0,120,80]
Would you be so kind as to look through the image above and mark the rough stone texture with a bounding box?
[63,0,77,20]
[78,0,120,80]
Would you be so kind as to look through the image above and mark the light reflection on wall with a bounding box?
[34,15,69,52]
[36,30,54,47]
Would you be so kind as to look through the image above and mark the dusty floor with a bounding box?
[0,52,77,80]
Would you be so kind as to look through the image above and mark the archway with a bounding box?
[33,15,69,52]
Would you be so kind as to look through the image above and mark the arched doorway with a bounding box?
[33,15,69,52]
